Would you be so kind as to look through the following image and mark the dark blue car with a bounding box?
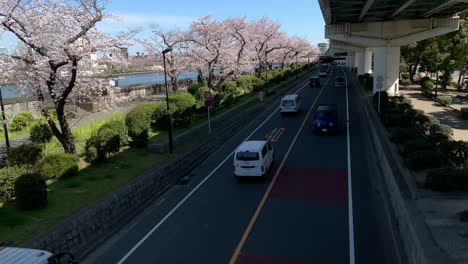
[313,104,338,134]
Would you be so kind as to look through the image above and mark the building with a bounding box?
[318,43,329,54]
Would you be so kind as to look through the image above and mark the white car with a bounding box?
[233,141,274,178]
[280,94,301,113]
[0,244,77,264]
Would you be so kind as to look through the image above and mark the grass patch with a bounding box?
[0,147,167,245]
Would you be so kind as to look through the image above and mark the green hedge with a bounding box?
[7,144,43,167]
[390,128,420,144]
[428,124,453,145]
[30,122,53,147]
[426,168,468,192]
[405,150,445,170]
[462,107,468,120]
[125,104,155,146]
[11,112,34,131]
[34,153,78,180]
[402,139,433,155]
[439,140,468,167]
[0,166,29,204]
[436,96,452,106]
[421,79,433,97]
[14,173,47,210]
[237,75,257,93]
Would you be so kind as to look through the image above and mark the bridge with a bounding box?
[319,0,468,95]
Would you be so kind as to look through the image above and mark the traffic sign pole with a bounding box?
[208,107,211,133]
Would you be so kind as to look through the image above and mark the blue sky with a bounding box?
[0,0,326,55]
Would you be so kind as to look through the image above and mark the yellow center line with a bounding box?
[270,128,285,142]
[228,76,330,264]
[265,128,279,141]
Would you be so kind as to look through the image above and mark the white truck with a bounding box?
[0,241,78,264]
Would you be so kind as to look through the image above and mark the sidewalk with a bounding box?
[399,85,468,141]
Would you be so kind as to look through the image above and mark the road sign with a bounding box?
[203,91,212,99]
[205,99,212,107]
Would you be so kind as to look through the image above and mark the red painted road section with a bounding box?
[236,252,334,264]
[269,167,348,204]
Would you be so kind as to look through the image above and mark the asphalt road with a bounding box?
[87,67,405,264]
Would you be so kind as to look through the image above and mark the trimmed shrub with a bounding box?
[400,79,411,85]
[98,120,129,147]
[173,105,195,128]
[421,79,433,97]
[34,153,78,180]
[237,75,257,93]
[169,92,196,111]
[398,101,413,112]
[187,83,206,100]
[221,81,238,94]
[429,124,453,145]
[7,144,42,167]
[84,135,104,163]
[14,173,47,210]
[10,112,34,131]
[426,168,468,191]
[0,166,29,204]
[405,150,445,170]
[125,104,154,146]
[439,140,468,167]
[30,123,53,147]
[436,96,452,106]
[462,107,468,120]
[401,72,410,80]
[390,127,420,143]
[382,109,409,127]
[372,91,392,109]
[402,139,433,155]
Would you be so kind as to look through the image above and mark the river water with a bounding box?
[1,71,200,99]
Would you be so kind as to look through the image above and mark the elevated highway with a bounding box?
[319,0,468,95]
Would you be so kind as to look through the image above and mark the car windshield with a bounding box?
[316,110,335,118]
[236,152,259,161]
[282,100,295,106]
[336,77,344,82]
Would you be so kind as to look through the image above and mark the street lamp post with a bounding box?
[162,47,174,154]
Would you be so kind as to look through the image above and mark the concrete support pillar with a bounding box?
[373,46,400,96]
[356,51,365,75]
[346,56,353,68]
[364,48,372,74]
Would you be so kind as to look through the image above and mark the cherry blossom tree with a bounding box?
[0,0,137,154]
[141,26,191,92]
[247,17,285,73]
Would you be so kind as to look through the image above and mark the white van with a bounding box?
[233,141,274,178]
[280,94,301,113]
[0,245,77,264]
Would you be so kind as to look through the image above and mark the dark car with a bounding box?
[335,76,345,88]
[313,104,338,134]
[309,77,320,88]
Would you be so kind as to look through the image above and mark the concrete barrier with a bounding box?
[352,74,453,264]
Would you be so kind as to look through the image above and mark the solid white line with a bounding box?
[342,68,355,264]
[116,75,313,264]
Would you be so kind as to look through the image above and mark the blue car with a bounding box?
[313,104,338,134]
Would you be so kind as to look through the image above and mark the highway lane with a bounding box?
[89,67,403,264]
[90,70,325,264]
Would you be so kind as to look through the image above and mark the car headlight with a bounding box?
[329,123,334,126]
[316,123,321,127]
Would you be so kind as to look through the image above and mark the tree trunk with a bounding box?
[197,69,204,85]
[171,77,178,92]
[56,107,77,154]
[457,68,466,90]
[207,68,215,90]
[442,70,451,89]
